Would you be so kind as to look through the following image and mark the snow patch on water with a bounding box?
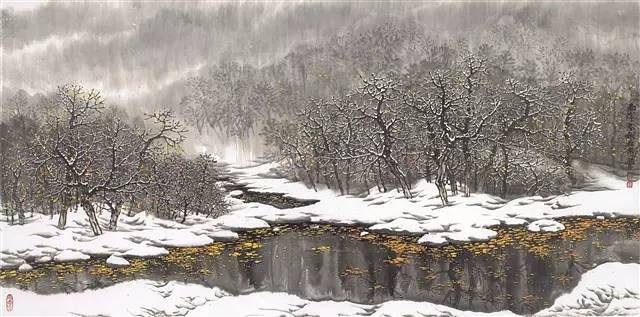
[527,219,566,232]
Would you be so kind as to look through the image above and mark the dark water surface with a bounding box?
[1,217,639,314]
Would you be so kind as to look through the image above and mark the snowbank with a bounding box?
[536,262,640,316]
[0,209,238,269]
[106,255,130,267]
[527,219,566,232]
[1,262,636,316]
[226,162,639,245]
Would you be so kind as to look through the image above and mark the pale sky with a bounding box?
[2,0,49,12]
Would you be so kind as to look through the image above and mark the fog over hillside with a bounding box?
[2,1,639,162]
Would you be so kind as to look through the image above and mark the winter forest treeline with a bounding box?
[0,85,228,235]
[177,21,640,204]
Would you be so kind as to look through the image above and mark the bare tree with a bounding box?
[548,74,602,185]
[33,85,187,235]
[150,154,227,223]
[353,74,413,198]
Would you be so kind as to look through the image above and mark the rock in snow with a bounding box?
[18,263,33,272]
[418,233,448,245]
[216,215,270,231]
[106,255,130,267]
[54,250,90,262]
[527,219,565,232]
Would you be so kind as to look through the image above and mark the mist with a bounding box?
[2,1,638,164]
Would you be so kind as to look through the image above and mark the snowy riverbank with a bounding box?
[226,162,639,245]
[2,262,638,316]
[1,161,639,316]
[1,161,638,269]
[0,210,239,269]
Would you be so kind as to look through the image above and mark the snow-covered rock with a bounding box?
[260,212,311,223]
[207,230,239,241]
[370,218,425,234]
[527,219,566,232]
[18,263,33,272]
[106,255,129,267]
[54,250,90,262]
[216,215,270,230]
[123,245,169,258]
[442,228,499,243]
[418,233,448,245]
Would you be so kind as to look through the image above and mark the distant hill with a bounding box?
[2,1,638,109]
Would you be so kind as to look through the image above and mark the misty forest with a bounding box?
[1,2,639,317]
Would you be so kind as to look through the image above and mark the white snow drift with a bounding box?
[0,210,238,269]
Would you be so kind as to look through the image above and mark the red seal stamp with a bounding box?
[5,294,13,312]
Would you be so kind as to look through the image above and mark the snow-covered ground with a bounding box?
[2,262,638,316]
[0,210,239,269]
[227,162,639,246]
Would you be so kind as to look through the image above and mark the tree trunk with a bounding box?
[472,166,479,193]
[425,160,432,183]
[501,146,509,198]
[448,170,458,196]
[381,151,412,198]
[81,200,103,236]
[331,161,344,195]
[108,205,121,231]
[17,205,25,225]
[128,203,135,216]
[564,159,576,186]
[58,208,68,229]
[363,175,370,195]
[376,162,386,192]
[304,168,318,192]
[463,168,471,197]
[181,208,188,223]
[436,160,449,206]
[462,140,471,197]
[345,164,351,195]
[610,102,618,167]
